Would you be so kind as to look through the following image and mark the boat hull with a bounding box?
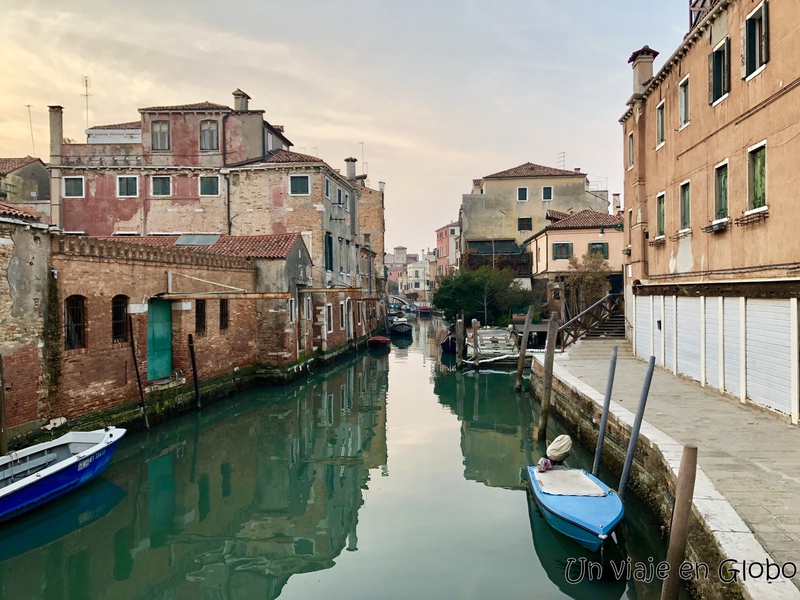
[526,466,624,552]
[0,428,125,523]
[367,336,391,349]
[390,323,413,336]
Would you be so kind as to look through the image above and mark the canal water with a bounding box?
[0,319,686,600]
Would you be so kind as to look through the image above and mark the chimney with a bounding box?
[628,45,659,96]
[232,89,250,112]
[49,105,63,165]
[345,157,357,181]
[612,193,622,214]
[378,181,385,192]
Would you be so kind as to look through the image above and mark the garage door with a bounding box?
[723,297,740,396]
[705,298,720,389]
[746,299,792,414]
[635,295,651,359]
[677,297,702,382]
[653,297,663,366]
[665,297,675,372]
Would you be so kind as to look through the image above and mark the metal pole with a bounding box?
[660,444,698,600]
[592,346,618,476]
[535,312,559,441]
[618,355,655,500]
[0,355,7,454]
[515,306,535,391]
[188,334,201,409]
[128,315,150,430]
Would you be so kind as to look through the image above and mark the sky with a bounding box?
[0,1,688,255]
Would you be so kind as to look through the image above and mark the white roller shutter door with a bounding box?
[705,298,720,389]
[653,296,663,366]
[723,297,741,396]
[635,295,651,359]
[677,297,702,382]
[746,299,792,414]
[665,297,676,372]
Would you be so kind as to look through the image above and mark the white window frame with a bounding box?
[116,175,139,198]
[198,175,220,197]
[744,2,768,81]
[63,176,85,198]
[655,100,666,149]
[344,192,350,212]
[542,186,553,201]
[337,188,343,205]
[711,38,730,107]
[199,119,219,151]
[745,139,768,214]
[678,74,690,130]
[151,120,170,151]
[627,132,634,170]
[151,175,172,197]
[326,303,333,333]
[517,187,528,202]
[325,178,330,199]
[713,158,730,222]
[289,175,310,196]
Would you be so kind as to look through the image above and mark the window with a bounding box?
[337,188,343,204]
[588,242,609,259]
[289,298,295,324]
[743,3,769,78]
[678,75,690,127]
[195,299,206,336]
[326,304,333,333]
[64,177,84,198]
[324,232,334,271]
[680,181,691,230]
[542,186,553,201]
[152,176,171,196]
[627,132,634,169]
[117,176,138,198]
[199,120,218,151]
[112,295,128,343]
[290,175,309,195]
[65,295,86,350]
[748,144,766,209]
[220,299,229,330]
[152,120,170,150]
[338,239,344,272]
[518,217,532,231]
[656,192,666,236]
[715,163,729,219]
[450,228,455,235]
[199,176,219,196]
[552,242,572,260]
[656,100,665,148]
[339,302,345,329]
[344,192,350,212]
[708,37,731,104]
[325,178,330,199]
[414,282,420,289]
[517,187,528,202]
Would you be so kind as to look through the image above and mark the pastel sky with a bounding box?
[0,1,688,255]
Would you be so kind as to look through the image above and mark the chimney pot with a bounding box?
[232,89,251,112]
[629,46,659,96]
[344,157,357,181]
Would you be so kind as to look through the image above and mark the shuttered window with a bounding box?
[708,37,731,104]
[552,242,572,260]
[588,242,609,259]
[742,2,769,78]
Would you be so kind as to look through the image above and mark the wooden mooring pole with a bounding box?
[188,334,201,409]
[471,319,481,369]
[535,312,559,442]
[0,355,7,454]
[128,316,150,430]
[660,444,698,600]
[592,346,618,476]
[455,313,464,369]
[515,306,535,391]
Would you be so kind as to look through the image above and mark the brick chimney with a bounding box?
[628,45,659,96]
[49,105,64,227]
[232,89,250,112]
[612,193,622,214]
[345,157,357,181]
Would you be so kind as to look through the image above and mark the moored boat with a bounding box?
[368,335,391,349]
[440,333,457,354]
[0,427,126,523]
[389,318,413,336]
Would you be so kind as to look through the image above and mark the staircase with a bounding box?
[558,293,625,351]
[584,311,625,339]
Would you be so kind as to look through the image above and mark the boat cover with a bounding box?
[534,469,606,497]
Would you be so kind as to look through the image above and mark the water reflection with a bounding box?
[0,354,388,600]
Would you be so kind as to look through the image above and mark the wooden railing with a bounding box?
[558,293,624,351]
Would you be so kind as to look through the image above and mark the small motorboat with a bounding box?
[0,427,126,523]
[526,435,624,552]
[417,304,432,318]
[389,318,413,336]
[440,333,457,354]
[368,335,391,349]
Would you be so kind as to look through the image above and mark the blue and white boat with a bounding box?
[0,427,125,523]
[526,464,624,552]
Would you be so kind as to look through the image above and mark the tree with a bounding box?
[387,279,399,294]
[563,252,612,319]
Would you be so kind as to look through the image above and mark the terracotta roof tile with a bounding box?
[88,121,141,130]
[483,162,584,179]
[0,156,43,175]
[97,233,303,259]
[546,209,623,230]
[546,209,570,222]
[139,101,231,113]
[263,149,323,164]
[0,201,41,221]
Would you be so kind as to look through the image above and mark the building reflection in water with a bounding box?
[0,353,388,600]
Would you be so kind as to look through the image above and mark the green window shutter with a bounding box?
[723,37,731,94]
[602,243,609,260]
[708,52,714,104]
[741,20,748,79]
[567,243,573,259]
[763,1,770,64]
[552,244,558,260]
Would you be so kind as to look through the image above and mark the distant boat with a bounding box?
[417,303,432,317]
[0,427,126,523]
[368,335,391,349]
[389,318,413,336]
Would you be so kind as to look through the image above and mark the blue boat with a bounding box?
[0,427,125,523]
[526,465,624,552]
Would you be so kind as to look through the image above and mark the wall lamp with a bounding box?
[599,223,624,237]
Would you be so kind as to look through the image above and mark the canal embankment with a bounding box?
[529,340,800,600]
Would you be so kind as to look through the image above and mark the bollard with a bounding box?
[535,313,559,441]
[661,444,698,600]
[592,346,618,476]
[618,355,655,500]
[515,306,535,391]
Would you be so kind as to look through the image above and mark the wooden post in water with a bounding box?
[188,334,201,409]
[592,346,618,476]
[535,312,559,441]
[515,306,535,391]
[471,319,480,368]
[128,315,150,430]
[0,355,7,454]
[455,314,464,369]
[661,444,698,600]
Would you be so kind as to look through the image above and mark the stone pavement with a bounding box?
[563,338,800,593]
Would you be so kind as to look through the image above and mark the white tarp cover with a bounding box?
[535,469,607,497]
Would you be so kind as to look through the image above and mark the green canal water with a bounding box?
[0,319,687,599]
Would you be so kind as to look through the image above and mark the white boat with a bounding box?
[389,318,413,336]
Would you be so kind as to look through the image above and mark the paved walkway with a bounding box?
[563,338,800,593]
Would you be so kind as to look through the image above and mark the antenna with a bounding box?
[25,104,35,155]
[359,142,364,174]
[311,147,317,156]
[557,152,566,169]
[81,75,92,130]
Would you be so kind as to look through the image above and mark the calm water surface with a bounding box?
[0,319,686,599]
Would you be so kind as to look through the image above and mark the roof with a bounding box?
[97,233,305,259]
[466,240,521,255]
[88,121,141,131]
[0,156,43,175]
[0,201,41,221]
[483,162,584,179]
[546,209,623,230]
[546,209,570,222]
[139,101,232,113]
[263,149,323,164]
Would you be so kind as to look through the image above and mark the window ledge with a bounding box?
[678,121,690,132]
[711,93,729,107]
[668,228,692,241]
[655,141,665,151]
[744,205,769,216]
[702,218,731,233]
[745,64,766,82]
[648,236,666,247]
[627,165,634,171]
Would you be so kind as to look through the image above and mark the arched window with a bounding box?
[112,295,129,343]
[65,295,87,350]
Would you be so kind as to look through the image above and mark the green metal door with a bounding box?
[147,299,172,381]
